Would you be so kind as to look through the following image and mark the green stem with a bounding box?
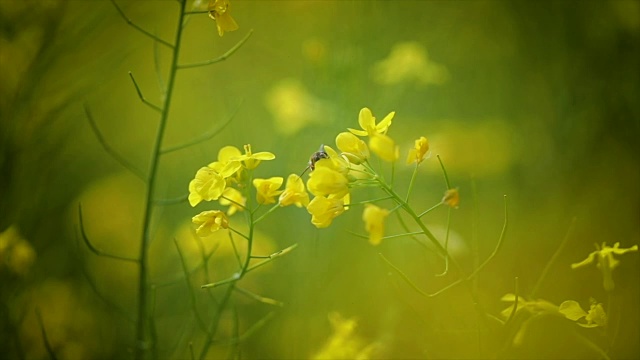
[405,163,419,203]
[135,2,186,359]
[530,217,577,298]
[253,203,280,225]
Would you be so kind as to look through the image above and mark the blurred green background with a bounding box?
[1,0,638,359]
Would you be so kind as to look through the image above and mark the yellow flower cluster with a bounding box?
[188,144,312,235]
[187,107,435,246]
[304,107,432,244]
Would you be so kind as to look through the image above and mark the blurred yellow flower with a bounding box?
[348,107,394,137]
[208,0,238,37]
[571,242,638,291]
[372,41,448,86]
[0,226,36,276]
[406,136,430,165]
[188,167,226,206]
[336,132,369,164]
[279,174,309,208]
[236,144,275,170]
[312,312,379,359]
[219,187,246,215]
[192,210,229,236]
[369,133,399,162]
[265,78,327,136]
[558,300,607,328]
[442,188,460,209]
[307,165,350,198]
[307,194,349,228]
[362,204,389,246]
[253,177,284,205]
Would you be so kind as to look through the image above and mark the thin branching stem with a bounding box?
[380,195,508,298]
[111,0,174,48]
[83,103,146,181]
[77,204,139,263]
[159,100,242,154]
[437,155,451,189]
[173,238,209,333]
[435,208,452,277]
[153,194,188,206]
[228,231,243,269]
[35,309,58,360]
[128,72,163,112]
[418,202,443,218]
[506,277,520,325]
[405,163,419,203]
[178,30,254,69]
[530,217,577,298]
[134,1,187,358]
[234,287,284,307]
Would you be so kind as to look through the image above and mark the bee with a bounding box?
[300,144,329,177]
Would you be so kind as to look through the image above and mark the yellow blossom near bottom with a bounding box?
[192,210,229,236]
[312,312,379,360]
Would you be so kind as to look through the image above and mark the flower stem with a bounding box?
[135,1,186,359]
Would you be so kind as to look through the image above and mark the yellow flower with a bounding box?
[208,0,239,37]
[348,107,394,137]
[235,144,276,170]
[336,132,369,164]
[369,133,399,162]
[192,210,229,236]
[362,204,389,246]
[219,187,246,215]
[0,226,36,276]
[372,41,449,86]
[279,174,310,208]
[442,188,460,209]
[319,145,350,175]
[307,194,349,228]
[253,177,284,204]
[209,145,244,183]
[571,242,638,291]
[188,167,227,206]
[406,136,430,164]
[307,165,349,198]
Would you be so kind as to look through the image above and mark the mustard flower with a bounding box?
[363,204,390,246]
[219,187,246,215]
[236,144,276,170]
[253,177,284,205]
[369,133,399,163]
[307,165,350,198]
[307,194,349,228]
[571,242,638,291]
[442,188,460,209]
[188,167,227,207]
[320,145,350,175]
[348,107,395,137]
[209,145,244,183]
[406,136,430,165]
[279,174,310,208]
[558,300,607,328]
[208,0,238,37]
[336,132,369,164]
[192,210,229,236]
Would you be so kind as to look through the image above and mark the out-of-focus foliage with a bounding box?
[1,0,638,359]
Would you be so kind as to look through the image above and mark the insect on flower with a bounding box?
[300,144,329,177]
